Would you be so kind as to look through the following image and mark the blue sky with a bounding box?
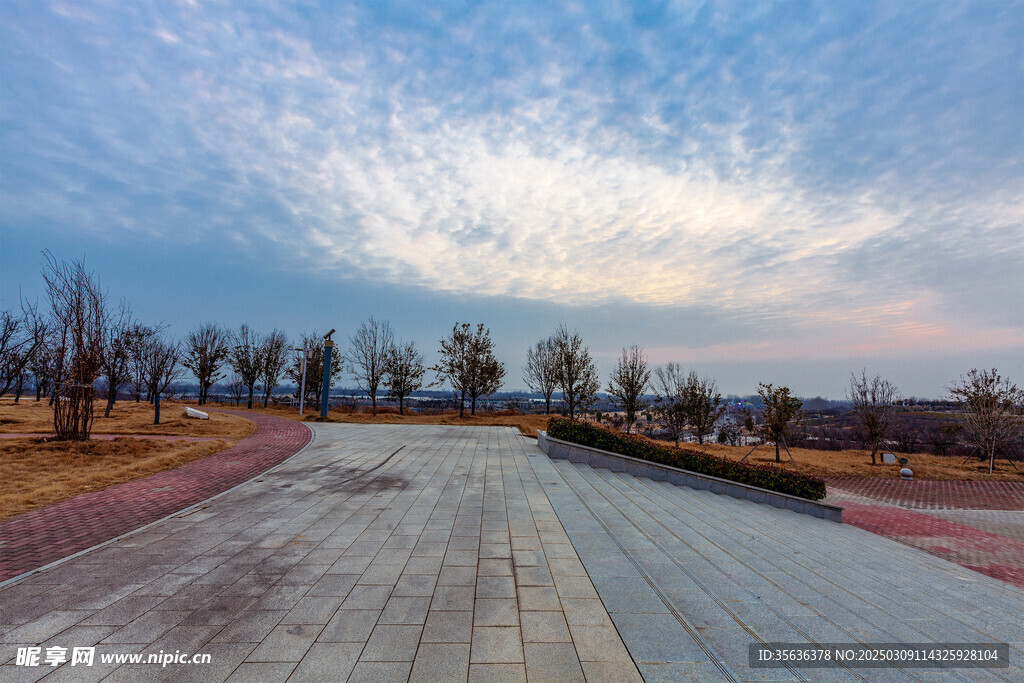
[2,0,1021,398]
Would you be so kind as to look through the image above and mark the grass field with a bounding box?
[0,399,253,521]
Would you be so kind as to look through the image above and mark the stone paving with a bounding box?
[1,424,1021,682]
[0,410,311,582]
[0,425,641,682]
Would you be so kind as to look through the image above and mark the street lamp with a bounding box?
[321,329,335,418]
[294,345,311,416]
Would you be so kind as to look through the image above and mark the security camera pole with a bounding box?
[320,329,336,418]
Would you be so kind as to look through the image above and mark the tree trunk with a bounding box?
[459,390,466,418]
[154,392,161,425]
[371,394,377,416]
[14,375,23,402]
[247,387,253,409]
[544,396,551,414]
[870,447,877,466]
[104,394,115,418]
[775,442,781,462]
[471,395,477,415]
[399,397,404,415]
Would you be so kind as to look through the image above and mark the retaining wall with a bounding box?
[537,430,843,522]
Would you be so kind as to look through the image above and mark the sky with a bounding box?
[1,0,1022,399]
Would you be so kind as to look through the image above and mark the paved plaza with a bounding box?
[1,424,1022,681]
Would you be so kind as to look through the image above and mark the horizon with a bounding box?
[2,1,1021,399]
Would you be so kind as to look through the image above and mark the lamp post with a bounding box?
[294,345,309,416]
[320,329,336,418]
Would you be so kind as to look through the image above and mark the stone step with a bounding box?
[544,459,1021,682]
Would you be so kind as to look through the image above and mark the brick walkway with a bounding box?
[0,410,311,583]
[826,478,1024,589]
[825,476,1024,510]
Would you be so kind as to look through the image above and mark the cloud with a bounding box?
[1,0,1020,361]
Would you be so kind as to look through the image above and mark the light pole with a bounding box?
[320,329,335,418]
[294,345,310,416]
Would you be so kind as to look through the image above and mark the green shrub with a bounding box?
[546,417,827,500]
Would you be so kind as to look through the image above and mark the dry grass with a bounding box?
[0,398,255,520]
[0,398,255,439]
[672,440,1023,481]
[0,437,231,521]
[206,401,551,437]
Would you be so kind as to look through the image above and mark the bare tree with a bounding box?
[99,300,134,417]
[349,317,394,415]
[606,345,650,433]
[259,329,289,407]
[126,323,166,402]
[183,322,230,405]
[847,369,900,465]
[947,368,1024,474]
[466,324,505,415]
[286,331,343,410]
[683,371,725,445]
[2,296,52,402]
[384,340,425,415]
[433,323,473,417]
[552,325,599,421]
[431,323,505,417]
[228,324,263,409]
[225,375,247,406]
[652,362,688,445]
[757,382,803,463]
[143,335,180,425]
[524,336,559,414]
[42,253,108,441]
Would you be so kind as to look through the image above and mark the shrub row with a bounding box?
[546,417,827,501]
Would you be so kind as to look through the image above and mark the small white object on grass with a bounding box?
[184,407,209,420]
[900,467,913,480]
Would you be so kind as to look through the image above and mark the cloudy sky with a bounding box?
[2,0,1021,398]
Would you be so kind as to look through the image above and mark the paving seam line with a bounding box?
[0,422,316,590]
[537,456,742,683]
[600,470,939,683]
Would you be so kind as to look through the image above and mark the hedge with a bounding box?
[546,417,827,501]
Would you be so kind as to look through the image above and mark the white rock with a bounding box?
[900,467,913,480]
[184,407,209,420]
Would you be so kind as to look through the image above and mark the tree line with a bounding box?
[2,255,1020,462]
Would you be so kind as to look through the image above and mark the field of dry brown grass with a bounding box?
[0,398,255,439]
[0,399,255,521]
[673,440,1023,481]
[0,436,230,521]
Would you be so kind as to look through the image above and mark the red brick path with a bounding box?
[0,410,310,582]
[826,477,1024,589]
[826,477,1024,510]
